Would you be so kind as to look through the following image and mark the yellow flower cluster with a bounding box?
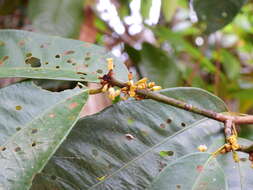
[227,135,240,151]
[103,58,162,101]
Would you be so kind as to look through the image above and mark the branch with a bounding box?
[239,144,253,153]
[109,77,253,125]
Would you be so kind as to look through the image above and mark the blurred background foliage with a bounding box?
[1,0,253,115]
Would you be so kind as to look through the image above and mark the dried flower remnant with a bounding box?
[198,144,207,152]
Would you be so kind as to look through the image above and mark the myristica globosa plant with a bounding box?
[0,29,253,190]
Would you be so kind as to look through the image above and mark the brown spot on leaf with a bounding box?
[176,184,181,189]
[85,56,91,61]
[25,57,41,68]
[44,62,49,65]
[0,56,9,65]
[0,41,5,46]
[69,102,78,110]
[240,158,247,162]
[14,147,21,152]
[1,147,6,151]
[32,142,36,147]
[18,40,25,46]
[51,175,57,180]
[31,128,38,134]
[196,165,204,172]
[40,43,50,48]
[167,118,172,124]
[49,113,55,118]
[26,53,32,57]
[56,66,60,69]
[125,134,134,140]
[92,149,98,157]
[82,43,92,47]
[96,69,103,74]
[76,72,87,75]
[160,123,166,128]
[63,50,75,55]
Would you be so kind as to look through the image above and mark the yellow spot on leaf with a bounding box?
[15,105,22,111]
[97,175,107,181]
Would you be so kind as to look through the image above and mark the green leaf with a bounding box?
[219,49,241,80]
[139,43,181,88]
[31,87,227,189]
[0,81,88,189]
[192,0,246,33]
[154,27,216,72]
[0,30,128,82]
[28,0,84,38]
[161,0,178,22]
[141,0,153,19]
[148,153,228,190]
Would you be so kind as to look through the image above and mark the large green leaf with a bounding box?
[28,0,84,38]
[31,87,228,189]
[0,81,88,189]
[139,43,181,88]
[192,0,246,33]
[148,152,228,190]
[0,30,128,82]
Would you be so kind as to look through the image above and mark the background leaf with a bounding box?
[219,49,241,80]
[141,0,153,19]
[161,0,178,22]
[28,0,84,38]
[139,43,181,88]
[0,81,88,189]
[154,27,215,72]
[192,0,246,33]
[31,88,228,189]
[0,30,128,82]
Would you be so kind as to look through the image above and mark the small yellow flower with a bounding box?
[233,151,240,163]
[198,144,207,152]
[129,85,137,97]
[115,89,121,97]
[127,80,134,86]
[108,87,116,100]
[128,72,133,80]
[148,82,155,88]
[151,86,162,91]
[102,84,108,92]
[107,58,114,70]
[136,77,148,85]
[137,83,147,89]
